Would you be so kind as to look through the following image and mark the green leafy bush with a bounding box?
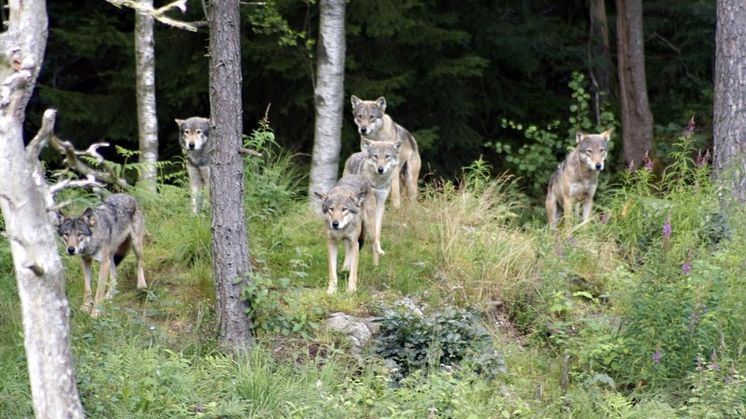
[242,271,321,338]
[373,303,505,381]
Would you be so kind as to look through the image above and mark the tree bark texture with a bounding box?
[616,0,653,169]
[309,0,346,204]
[135,0,159,193]
[714,0,746,203]
[207,0,253,353]
[589,0,612,125]
[0,1,84,417]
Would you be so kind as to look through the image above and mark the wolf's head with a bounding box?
[314,190,366,231]
[351,95,386,136]
[56,208,96,256]
[362,139,400,175]
[175,117,210,151]
[576,130,611,171]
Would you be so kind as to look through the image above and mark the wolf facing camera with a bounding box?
[350,95,421,207]
[57,193,147,317]
[546,130,611,229]
[175,116,211,214]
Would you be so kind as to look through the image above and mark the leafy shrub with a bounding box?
[373,303,505,381]
[242,270,321,338]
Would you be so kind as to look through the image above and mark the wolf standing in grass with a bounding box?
[350,95,421,207]
[343,139,400,266]
[314,174,374,294]
[546,130,611,228]
[57,193,147,317]
[175,117,210,214]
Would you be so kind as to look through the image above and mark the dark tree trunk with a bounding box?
[207,0,253,353]
[589,0,612,125]
[714,0,746,204]
[0,1,84,417]
[616,0,653,169]
[309,0,346,205]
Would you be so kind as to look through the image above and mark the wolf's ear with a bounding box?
[352,190,367,206]
[392,141,402,151]
[175,118,184,127]
[362,139,372,150]
[54,210,66,227]
[375,97,386,112]
[81,208,96,227]
[575,131,585,144]
[601,129,612,141]
[350,95,362,109]
[313,191,326,201]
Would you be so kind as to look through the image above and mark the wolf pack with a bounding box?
[55,94,610,316]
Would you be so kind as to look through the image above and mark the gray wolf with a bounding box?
[56,193,147,317]
[350,95,421,207]
[545,130,611,228]
[343,139,400,265]
[175,117,210,214]
[314,174,374,294]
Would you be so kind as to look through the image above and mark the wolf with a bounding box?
[343,139,400,266]
[350,95,421,207]
[314,174,374,294]
[175,117,210,214]
[56,193,147,317]
[545,130,611,228]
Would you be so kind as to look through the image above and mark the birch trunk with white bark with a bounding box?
[0,1,84,417]
[135,0,159,193]
[309,0,346,205]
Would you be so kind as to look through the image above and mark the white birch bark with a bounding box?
[309,0,346,205]
[713,0,746,204]
[135,0,159,193]
[0,1,84,417]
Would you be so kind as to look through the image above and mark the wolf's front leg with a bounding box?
[104,255,118,300]
[389,166,402,208]
[581,197,594,223]
[187,164,203,214]
[341,239,352,272]
[327,239,339,294]
[347,239,360,293]
[80,258,94,312]
[92,257,112,318]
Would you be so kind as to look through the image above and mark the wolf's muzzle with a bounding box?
[377,167,385,174]
[67,247,76,255]
[332,221,340,229]
[595,163,603,170]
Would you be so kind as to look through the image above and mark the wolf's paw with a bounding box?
[80,300,93,313]
[90,307,101,319]
[327,286,338,295]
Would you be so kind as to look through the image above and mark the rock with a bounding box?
[325,312,379,353]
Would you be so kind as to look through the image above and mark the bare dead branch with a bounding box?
[47,199,72,212]
[49,175,106,197]
[49,136,130,189]
[105,0,203,31]
[26,108,57,160]
[239,147,263,158]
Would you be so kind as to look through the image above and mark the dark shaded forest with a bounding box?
[29,0,715,183]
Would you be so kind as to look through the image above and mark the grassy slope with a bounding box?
[1,149,744,418]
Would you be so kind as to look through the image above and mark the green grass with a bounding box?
[1,138,745,417]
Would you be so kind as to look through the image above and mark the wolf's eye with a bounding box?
[600,148,605,153]
[62,234,68,239]
[586,149,592,154]
[184,130,189,135]
[77,235,84,240]
[385,154,392,158]
[196,129,202,134]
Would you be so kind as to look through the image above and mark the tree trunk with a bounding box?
[206,0,253,353]
[713,0,746,204]
[589,0,612,126]
[616,0,653,169]
[308,0,346,204]
[135,0,159,193]
[0,1,84,417]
